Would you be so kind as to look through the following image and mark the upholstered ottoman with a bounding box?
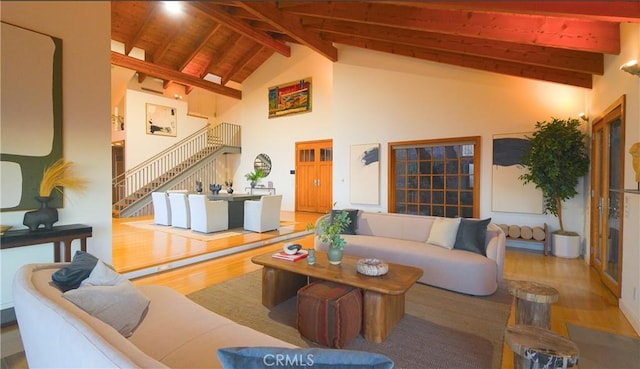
[297,281,362,348]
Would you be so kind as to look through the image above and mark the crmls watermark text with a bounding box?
[263,353,315,367]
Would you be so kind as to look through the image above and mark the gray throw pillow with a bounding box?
[63,261,150,337]
[217,347,394,369]
[331,209,359,235]
[453,218,492,256]
[51,250,99,292]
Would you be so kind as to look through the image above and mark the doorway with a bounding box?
[590,95,625,299]
[295,139,333,213]
[112,142,125,204]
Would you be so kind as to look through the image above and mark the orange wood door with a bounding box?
[295,140,332,213]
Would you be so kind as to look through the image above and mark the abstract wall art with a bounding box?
[1,22,63,211]
[492,133,543,213]
[146,103,177,137]
[350,143,380,205]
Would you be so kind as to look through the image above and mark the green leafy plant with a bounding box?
[317,210,352,250]
[245,168,266,186]
[519,117,590,234]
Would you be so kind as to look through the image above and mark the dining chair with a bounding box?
[151,192,171,226]
[168,192,190,229]
[243,194,283,233]
[188,194,229,233]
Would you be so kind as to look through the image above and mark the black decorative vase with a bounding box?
[23,196,59,231]
[227,187,234,194]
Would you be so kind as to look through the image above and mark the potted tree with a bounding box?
[317,210,352,265]
[244,168,265,188]
[519,117,590,258]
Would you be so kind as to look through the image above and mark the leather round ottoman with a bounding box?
[297,280,362,348]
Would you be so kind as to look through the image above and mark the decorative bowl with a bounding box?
[356,258,389,276]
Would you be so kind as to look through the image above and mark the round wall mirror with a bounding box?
[254,153,272,177]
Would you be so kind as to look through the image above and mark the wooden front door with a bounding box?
[590,96,625,298]
[295,140,333,213]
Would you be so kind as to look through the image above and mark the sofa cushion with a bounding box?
[51,250,99,292]
[63,261,150,337]
[426,217,461,249]
[454,218,492,256]
[217,347,394,369]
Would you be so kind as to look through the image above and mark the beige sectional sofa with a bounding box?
[314,212,506,296]
[13,263,295,368]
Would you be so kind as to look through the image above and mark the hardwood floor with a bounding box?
[4,212,635,369]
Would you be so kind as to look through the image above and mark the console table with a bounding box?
[0,224,92,262]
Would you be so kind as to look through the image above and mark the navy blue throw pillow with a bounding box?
[330,209,359,235]
[217,347,394,369]
[453,218,491,256]
[51,251,99,292]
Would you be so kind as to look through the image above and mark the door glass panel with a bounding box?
[606,120,622,282]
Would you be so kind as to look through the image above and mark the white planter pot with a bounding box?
[552,233,581,258]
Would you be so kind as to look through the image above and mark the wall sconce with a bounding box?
[620,60,640,77]
[174,94,183,100]
[578,112,588,122]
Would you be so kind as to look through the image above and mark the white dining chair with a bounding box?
[188,194,229,233]
[151,192,171,226]
[243,194,283,233]
[168,192,190,229]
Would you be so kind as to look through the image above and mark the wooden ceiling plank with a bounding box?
[310,19,603,75]
[326,34,592,88]
[111,52,242,99]
[125,4,158,56]
[286,2,620,54]
[201,33,244,79]
[179,23,223,72]
[221,45,265,85]
[400,2,640,23]
[153,19,184,64]
[236,1,338,62]
[188,1,291,57]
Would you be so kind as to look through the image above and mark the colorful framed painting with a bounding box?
[268,78,312,118]
[1,22,63,211]
[146,103,177,137]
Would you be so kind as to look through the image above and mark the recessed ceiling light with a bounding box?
[163,2,183,16]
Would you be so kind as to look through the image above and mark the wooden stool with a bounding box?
[509,280,559,329]
[505,325,579,369]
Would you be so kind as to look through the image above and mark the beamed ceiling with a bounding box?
[111,1,640,99]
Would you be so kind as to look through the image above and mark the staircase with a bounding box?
[112,123,241,218]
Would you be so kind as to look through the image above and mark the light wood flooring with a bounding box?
[2,211,638,369]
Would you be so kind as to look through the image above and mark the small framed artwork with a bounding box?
[146,103,177,136]
[268,78,312,118]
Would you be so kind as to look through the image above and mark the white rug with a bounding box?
[123,219,297,242]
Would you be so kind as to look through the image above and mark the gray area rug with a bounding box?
[188,270,512,369]
[567,323,640,369]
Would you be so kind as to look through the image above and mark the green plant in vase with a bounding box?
[244,168,265,188]
[317,210,352,265]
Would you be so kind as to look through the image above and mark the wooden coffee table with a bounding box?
[251,250,423,343]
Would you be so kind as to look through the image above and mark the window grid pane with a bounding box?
[392,139,478,218]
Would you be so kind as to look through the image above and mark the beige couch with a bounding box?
[315,212,506,296]
[13,263,295,368]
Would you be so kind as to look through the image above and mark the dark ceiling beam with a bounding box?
[285,2,621,54]
[324,34,593,88]
[308,19,603,75]
[111,52,242,99]
[188,2,291,58]
[236,1,338,62]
